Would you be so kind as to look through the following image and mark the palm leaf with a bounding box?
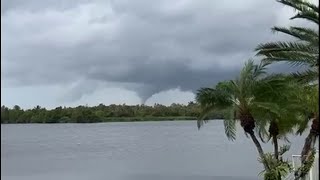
[277,0,319,25]
[255,118,271,143]
[279,145,291,156]
[291,69,318,83]
[271,26,319,43]
[253,102,281,117]
[290,11,319,24]
[196,87,233,129]
[255,0,318,87]
[276,0,317,12]
[197,107,211,129]
[223,119,237,141]
[256,41,316,53]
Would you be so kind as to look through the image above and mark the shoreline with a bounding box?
[1,116,201,124]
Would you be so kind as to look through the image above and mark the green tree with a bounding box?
[254,77,305,161]
[196,60,285,171]
[1,103,202,124]
[1,106,10,123]
[10,105,24,123]
[292,84,319,180]
[255,0,319,178]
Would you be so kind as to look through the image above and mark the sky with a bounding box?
[1,0,317,109]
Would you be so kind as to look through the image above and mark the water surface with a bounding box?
[1,120,310,180]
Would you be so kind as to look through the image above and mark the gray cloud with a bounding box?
[1,0,99,14]
[1,0,311,107]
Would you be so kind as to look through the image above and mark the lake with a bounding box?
[1,120,311,180]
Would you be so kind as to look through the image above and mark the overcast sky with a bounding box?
[1,0,316,109]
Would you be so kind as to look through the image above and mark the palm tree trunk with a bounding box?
[300,132,316,163]
[272,135,279,160]
[295,115,319,179]
[269,120,279,160]
[301,115,319,163]
[295,147,316,180]
[248,130,270,171]
[239,111,270,171]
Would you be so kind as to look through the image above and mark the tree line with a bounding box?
[0,102,228,124]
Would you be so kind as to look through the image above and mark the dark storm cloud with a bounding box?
[1,0,295,103]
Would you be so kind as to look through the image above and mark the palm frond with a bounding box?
[255,0,318,81]
[256,42,318,67]
[196,87,232,109]
[223,119,237,141]
[296,116,310,135]
[196,86,233,129]
[276,0,319,25]
[256,41,317,54]
[197,107,211,129]
[290,11,319,24]
[271,26,319,43]
[256,119,271,143]
[258,152,292,179]
[276,0,318,13]
[260,52,317,67]
[281,136,292,144]
[279,145,291,156]
[254,74,290,102]
[253,102,281,117]
[291,69,318,83]
[294,0,318,12]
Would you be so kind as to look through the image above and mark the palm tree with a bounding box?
[255,78,307,160]
[299,85,319,160]
[255,78,319,180]
[255,0,319,84]
[292,84,319,180]
[196,59,291,171]
[253,83,318,180]
[255,0,319,178]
